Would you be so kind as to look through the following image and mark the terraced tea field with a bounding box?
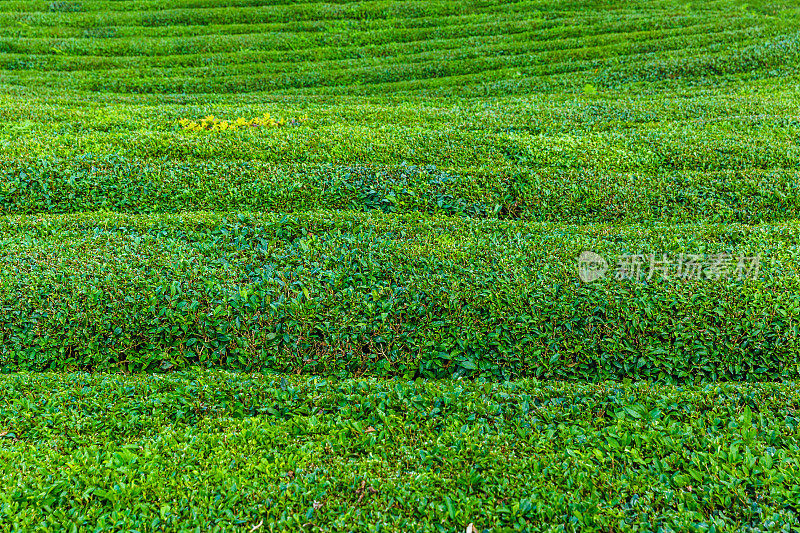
[2,0,800,531]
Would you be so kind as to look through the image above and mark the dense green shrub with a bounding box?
[48,2,84,13]
[2,155,799,223]
[1,0,800,528]
[2,372,800,531]
[0,0,797,95]
[1,211,798,381]
[0,1,797,380]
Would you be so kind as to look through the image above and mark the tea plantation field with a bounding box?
[1,0,800,531]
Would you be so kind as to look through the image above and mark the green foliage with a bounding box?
[2,372,800,531]
[48,2,84,13]
[1,0,800,527]
[1,211,798,381]
[0,0,797,95]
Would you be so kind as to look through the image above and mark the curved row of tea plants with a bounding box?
[2,371,800,531]
[1,211,799,381]
[2,156,799,224]
[2,83,799,225]
[2,0,800,529]
[1,0,798,94]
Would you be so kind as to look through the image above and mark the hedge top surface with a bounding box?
[1,1,800,380]
[1,0,799,95]
[3,370,800,531]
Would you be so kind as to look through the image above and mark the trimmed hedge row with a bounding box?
[23,40,798,95]
[0,10,727,48]
[1,211,799,380]
[0,157,502,218]
[1,0,796,94]
[3,94,797,173]
[3,371,800,531]
[0,23,765,72]
[2,156,799,224]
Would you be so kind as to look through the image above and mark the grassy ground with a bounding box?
[1,0,800,531]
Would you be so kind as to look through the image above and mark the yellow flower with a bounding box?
[178,111,298,133]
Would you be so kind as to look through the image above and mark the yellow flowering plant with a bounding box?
[178,113,308,132]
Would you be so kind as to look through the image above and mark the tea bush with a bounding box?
[1,211,799,382]
[2,372,800,531]
[2,0,800,528]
